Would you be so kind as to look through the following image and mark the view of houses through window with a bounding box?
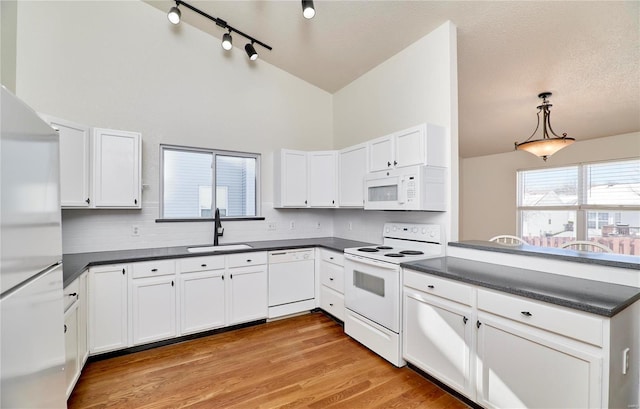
[161,145,259,219]
[517,159,639,255]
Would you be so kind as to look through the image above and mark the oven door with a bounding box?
[344,254,400,333]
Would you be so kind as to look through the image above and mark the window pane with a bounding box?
[585,159,640,206]
[216,155,256,217]
[163,150,212,218]
[520,210,576,247]
[587,210,640,255]
[520,166,578,206]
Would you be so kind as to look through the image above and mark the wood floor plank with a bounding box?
[68,312,469,409]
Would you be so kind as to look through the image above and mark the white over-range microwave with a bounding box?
[363,165,446,211]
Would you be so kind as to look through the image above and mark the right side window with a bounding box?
[517,159,640,255]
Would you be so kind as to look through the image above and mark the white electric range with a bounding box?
[343,222,443,367]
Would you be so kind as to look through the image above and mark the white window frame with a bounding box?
[159,144,261,220]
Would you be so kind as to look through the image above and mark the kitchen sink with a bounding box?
[187,244,253,253]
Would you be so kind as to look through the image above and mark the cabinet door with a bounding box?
[77,272,89,365]
[368,135,393,172]
[403,290,473,398]
[476,313,602,409]
[42,115,91,207]
[132,276,177,345]
[179,270,226,335]
[394,125,426,168]
[64,302,79,398]
[92,128,141,208]
[275,149,307,207]
[338,143,368,207]
[228,266,267,325]
[89,265,128,354]
[307,151,337,207]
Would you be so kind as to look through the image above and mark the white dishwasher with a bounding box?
[268,249,315,319]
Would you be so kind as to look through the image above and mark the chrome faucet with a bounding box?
[213,207,224,246]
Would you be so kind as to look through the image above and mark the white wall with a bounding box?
[332,21,459,244]
[14,1,336,253]
[460,132,640,241]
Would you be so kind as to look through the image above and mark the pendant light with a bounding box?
[221,31,233,51]
[167,5,181,24]
[515,92,575,161]
[245,42,258,61]
[302,0,316,19]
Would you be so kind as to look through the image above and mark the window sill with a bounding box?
[156,217,266,223]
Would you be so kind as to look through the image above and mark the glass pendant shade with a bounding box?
[167,6,181,24]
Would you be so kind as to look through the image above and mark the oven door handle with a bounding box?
[345,254,398,270]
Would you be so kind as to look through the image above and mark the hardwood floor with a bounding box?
[69,312,469,409]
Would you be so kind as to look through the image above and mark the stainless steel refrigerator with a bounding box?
[1,86,66,407]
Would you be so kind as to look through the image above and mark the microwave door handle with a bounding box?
[398,176,406,204]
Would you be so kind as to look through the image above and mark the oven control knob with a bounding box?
[412,227,418,233]
[385,227,390,233]
[392,226,397,231]
[422,228,427,234]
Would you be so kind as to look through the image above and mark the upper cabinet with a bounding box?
[274,149,337,208]
[307,151,337,207]
[368,124,446,172]
[338,143,368,208]
[40,115,91,207]
[92,128,141,208]
[40,114,142,210]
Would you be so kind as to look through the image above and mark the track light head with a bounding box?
[167,5,181,25]
[245,42,258,60]
[222,32,233,51]
[302,0,315,19]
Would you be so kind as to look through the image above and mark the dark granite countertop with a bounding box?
[402,256,640,317]
[62,237,373,287]
[449,240,639,270]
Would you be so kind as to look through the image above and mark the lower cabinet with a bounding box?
[88,264,129,354]
[131,275,177,345]
[64,299,79,398]
[318,249,345,321]
[228,264,268,325]
[179,269,226,335]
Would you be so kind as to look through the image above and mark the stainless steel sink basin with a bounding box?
[187,244,252,253]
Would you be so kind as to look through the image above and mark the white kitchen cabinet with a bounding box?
[318,249,345,321]
[92,127,141,208]
[368,123,446,172]
[64,295,79,398]
[40,115,91,207]
[77,272,89,366]
[274,149,308,207]
[131,275,177,345]
[177,256,226,335]
[227,253,268,325]
[88,264,129,354]
[307,151,337,207]
[338,143,368,207]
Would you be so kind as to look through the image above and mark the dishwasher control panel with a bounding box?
[268,249,315,263]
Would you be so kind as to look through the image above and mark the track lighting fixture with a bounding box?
[245,42,258,61]
[221,31,232,51]
[167,5,181,25]
[515,92,575,161]
[166,0,272,60]
[302,0,316,19]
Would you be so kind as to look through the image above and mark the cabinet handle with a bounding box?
[305,200,307,205]
[85,198,90,204]
[222,275,225,280]
[122,268,125,275]
[201,264,207,267]
[246,259,252,263]
[67,293,77,297]
[151,268,158,272]
[463,316,468,324]
[134,199,138,205]
[64,324,67,334]
[329,303,334,307]
[427,285,434,289]
[394,160,398,166]
[521,311,533,317]
[476,320,482,329]
[171,281,174,287]
[329,257,334,260]
[387,161,391,167]
[332,200,335,204]
[230,274,233,279]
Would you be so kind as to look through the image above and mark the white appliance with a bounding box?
[268,249,315,319]
[364,165,446,211]
[344,223,443,367]
[1,86,66,407]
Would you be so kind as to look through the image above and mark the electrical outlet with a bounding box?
[132,225,140,236]
[316,221,321,229]
[623,347,630,375]
[289,221,295,230]
[267,222,277,231]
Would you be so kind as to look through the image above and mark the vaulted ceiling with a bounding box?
[146,1,640,158]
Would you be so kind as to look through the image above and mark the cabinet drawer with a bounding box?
[477,289,603,347]
[63,278,80,312]
[227,252,267,268]
[320,286,344,321]
[403,269,473,306]
[320,261,344,293]
[131,259,176,278]
[177,256,225,273]
[319,249,344,266]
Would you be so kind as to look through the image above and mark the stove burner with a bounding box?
[377,246,393,250]
[384,253,405,258]
[358,248,379,252]
[399,250,424,255]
